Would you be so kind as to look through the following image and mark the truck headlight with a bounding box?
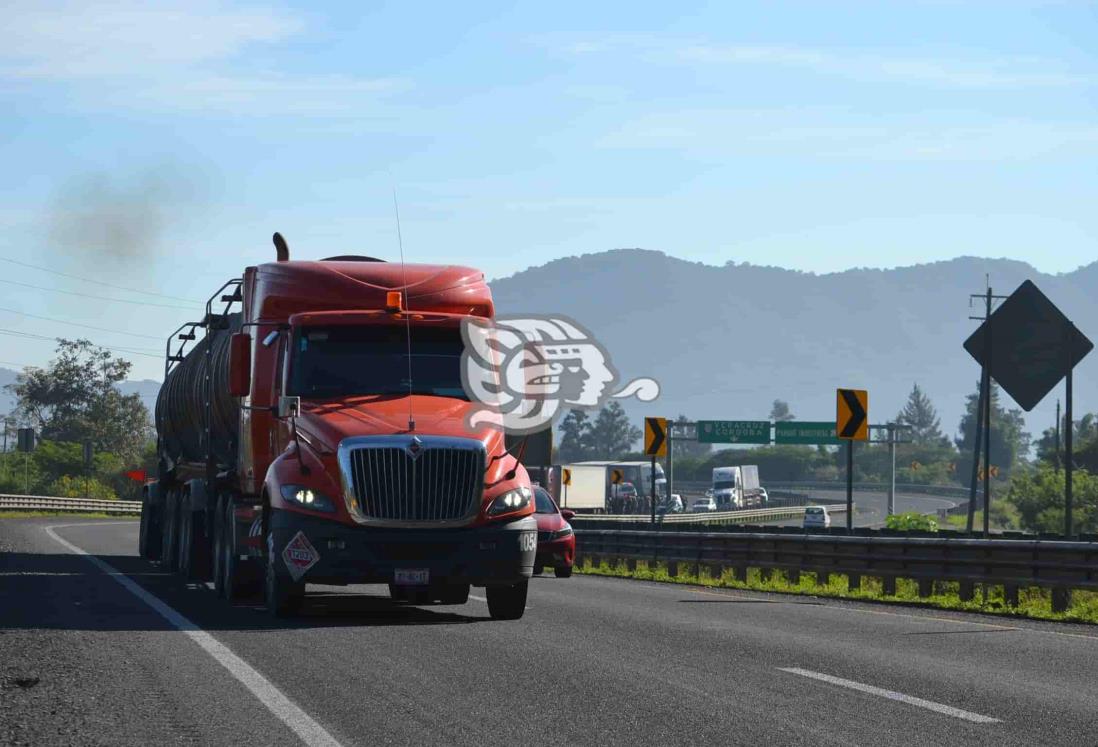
[487,486,532,516]
[280,484,336,513]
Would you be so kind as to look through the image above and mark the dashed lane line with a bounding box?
[778,667,1002,724]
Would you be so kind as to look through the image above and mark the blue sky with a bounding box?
[1,1,1096,379]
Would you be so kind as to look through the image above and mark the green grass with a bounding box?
[576,557,1098,625]
[0,510,140,519]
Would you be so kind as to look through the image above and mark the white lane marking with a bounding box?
[778,667,1001,724]
[44,525,343,747]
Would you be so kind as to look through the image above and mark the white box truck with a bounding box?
[556,461,667,514]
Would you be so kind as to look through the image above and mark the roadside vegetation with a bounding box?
[1,340,155,501]
[577,557,1098,625]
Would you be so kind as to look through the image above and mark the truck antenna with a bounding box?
[392,187,415,432]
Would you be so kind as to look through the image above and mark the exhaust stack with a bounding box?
[273,232,289,262]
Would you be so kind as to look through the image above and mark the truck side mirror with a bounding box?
[228,332,252,397]
[278,395,301,419]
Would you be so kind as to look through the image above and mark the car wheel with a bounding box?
[554,566,572,579]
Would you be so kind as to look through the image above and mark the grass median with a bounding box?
[576,557,1098,626]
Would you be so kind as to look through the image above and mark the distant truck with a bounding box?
[710,465,764,509]
[556,460,667,514]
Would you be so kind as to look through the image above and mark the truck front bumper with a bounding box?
[269,509,537,587]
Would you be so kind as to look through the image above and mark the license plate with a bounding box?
[394,568,430,586]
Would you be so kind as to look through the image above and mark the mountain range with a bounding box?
[489,251,1098,447]
[4,251,1095,449]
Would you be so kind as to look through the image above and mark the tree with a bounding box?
[769,400,794,422]
[672,414,710,458]
[896,383,947,445]
[557,409,593,461]
[955,382,1030,479]
[1034,412,1098,468]
[587,402,642,459]
[1005,465,1098,534]
[7,339,152,464]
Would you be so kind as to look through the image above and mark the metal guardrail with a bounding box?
[672,480,970,499]
[575,528,1098,605]
[575,504,849,526]
[0,494,142,514]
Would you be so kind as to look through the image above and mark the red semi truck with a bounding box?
[139,235,537,619]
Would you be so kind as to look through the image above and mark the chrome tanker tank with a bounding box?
[155,313,242,471]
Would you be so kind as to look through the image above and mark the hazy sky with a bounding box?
[1,1,1096,379]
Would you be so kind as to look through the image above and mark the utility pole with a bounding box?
[886,423,896,517]
[967,284,1007,537]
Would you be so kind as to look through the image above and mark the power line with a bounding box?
[0,359,41,369]
[0,278,195,311]
[0,327,162,358]
[0,256,202,303]
[0,306,163,341]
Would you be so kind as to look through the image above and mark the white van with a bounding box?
[803,505,831,529]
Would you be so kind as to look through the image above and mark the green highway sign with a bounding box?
[774,421,842,445]
[697,420,771,444]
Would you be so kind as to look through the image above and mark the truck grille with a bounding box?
[341,437,485,522]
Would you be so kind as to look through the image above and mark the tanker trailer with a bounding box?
[139,235,537,619]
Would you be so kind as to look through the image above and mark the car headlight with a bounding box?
[280,484,336,513]
[487,486,532,516]
[553,526,573,539]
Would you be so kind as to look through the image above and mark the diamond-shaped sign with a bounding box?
[964,280,1092,412]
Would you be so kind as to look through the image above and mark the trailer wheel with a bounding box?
[388,584,410,603]
[486,579,528,620]
[138,495,153,559]
[178,492,210,582]
[265,537,304,617]
[161,490,178,572]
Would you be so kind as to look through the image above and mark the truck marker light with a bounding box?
[282,531,320,581]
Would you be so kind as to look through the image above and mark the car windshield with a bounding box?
[534,488,557,514]
[289,325,468,399]
[714,480,736,490]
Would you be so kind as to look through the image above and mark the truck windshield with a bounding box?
[713,481,736,491]
[289,325,468,399]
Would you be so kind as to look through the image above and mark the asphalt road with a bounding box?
[4,517,1098,746]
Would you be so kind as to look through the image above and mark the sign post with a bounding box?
[644,417,667,525]
[963,279,1093,537]
[837,389,868,533]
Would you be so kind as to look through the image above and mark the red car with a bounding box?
[534,487,575,577]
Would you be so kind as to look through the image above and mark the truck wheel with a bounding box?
[533,564,544,576]
[222,501,257,601]
[178,494,211,583]
[212,496,225,597]
[554,566,573,578]
[438,583,470,605]
[265,542,304,617]
[178,494,192,578]
[161,491,178,572]
[388,584,410,603]
[139,496,159,560]
[486,580,528,620]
